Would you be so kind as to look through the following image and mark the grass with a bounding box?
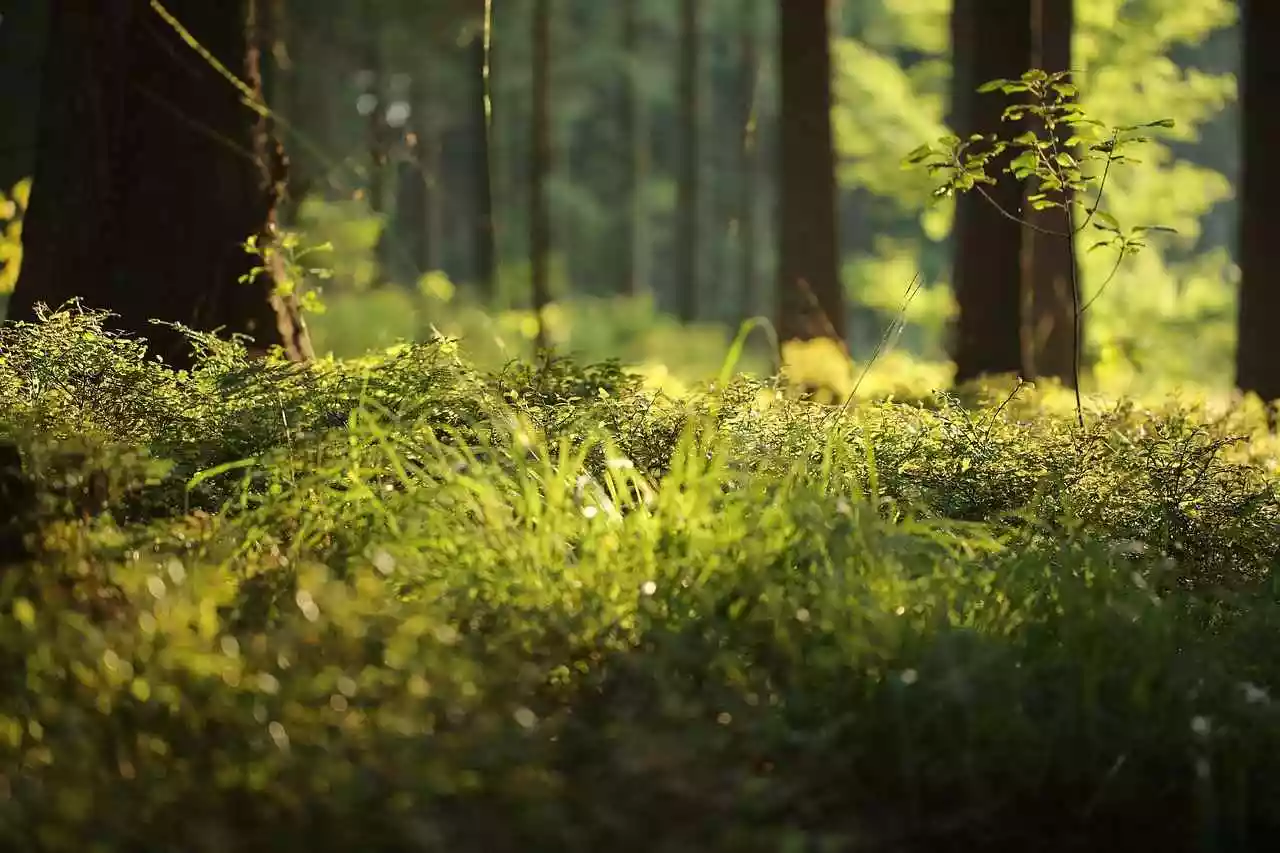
[2,306,1280,852]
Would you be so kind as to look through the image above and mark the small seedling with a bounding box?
[905,68,1177,426]
[240,227,333,318]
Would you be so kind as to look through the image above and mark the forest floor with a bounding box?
[2,308,1279,852]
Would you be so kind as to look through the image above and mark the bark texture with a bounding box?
[1021,0,1079,387]
[530,0,551,349]
[9,0,312,368]
[1237,0,1280,406]
[776,0,846,345]
[676,0,701,322]
[949,0,1031,384]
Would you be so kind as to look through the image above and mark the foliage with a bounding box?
[908,68,1177,410]
[293,196,385,295]
[831,0,1238,388]
[0,178,28,294]
[2,309,1280,850]
[305,275,776,391]
[241,229,333,317]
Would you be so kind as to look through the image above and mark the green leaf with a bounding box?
[13,598,34,629]
[1010,151,1039,174]
[903,144,936,165]
[1092,211,1121,231]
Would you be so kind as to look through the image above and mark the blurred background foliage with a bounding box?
[0,0,1242,398]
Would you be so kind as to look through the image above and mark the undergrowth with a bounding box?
[1,307,1279,852]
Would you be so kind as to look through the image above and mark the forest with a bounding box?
[2,0,1280,850]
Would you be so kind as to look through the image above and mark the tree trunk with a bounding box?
[949,0,1030,384]
[471,30,497,302]
[1237,0,1280,407]
[675,0,700,322]
[530,0,551,350]
[284,0,342,203]
[411,66,443,277]
[776,0,846,345]
[619,0,646,297]
[265,0,307,226]
[9,0,312,369]
[754,39,777,326]
[736,0,761,326]
[387,61,442,284]
[362,0,387,217]
[0,0,49,195]
[1021,0,1078,387]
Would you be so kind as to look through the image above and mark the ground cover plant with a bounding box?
[2,308,1280,852]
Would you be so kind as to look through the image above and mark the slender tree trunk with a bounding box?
[949,0,1030,384]
[619,0,645,297]
[439,122,471,287]
[776,0,846,345]
[530,0,551,350]
[413,67,442,276]
[286,1,341,201]
[1237,0,1280,407]
[360,0,391,289]
[1022,0,1078,386]
[362,0,387,216]
[736,0,761,325]
[755,42,777,326]
[676,0,700,322]
[266,0,307,226]
[709,30,738,323]
[386,65,441,284]
[10,0,312,367]
[472,31,497,301]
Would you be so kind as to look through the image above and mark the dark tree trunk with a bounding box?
[0,0,48,195]
[281,0,339,204]
[387,62,443,284]
[618,0,645,297]
[676,0,700,322]
[361,0,387,216]
[530,0,551,350]
[362,0,392,288]
[735,0,761,326]
[1237,0,1280,406]
[949,0,1031,384]
[264,0,307,226]
[409,66,442,277]
[754,36,777,326]
[471,31,496,301]
[9,0,312,368]
[776,0,846,345]
[439,120,472,288]
[1022,0,1078,386]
